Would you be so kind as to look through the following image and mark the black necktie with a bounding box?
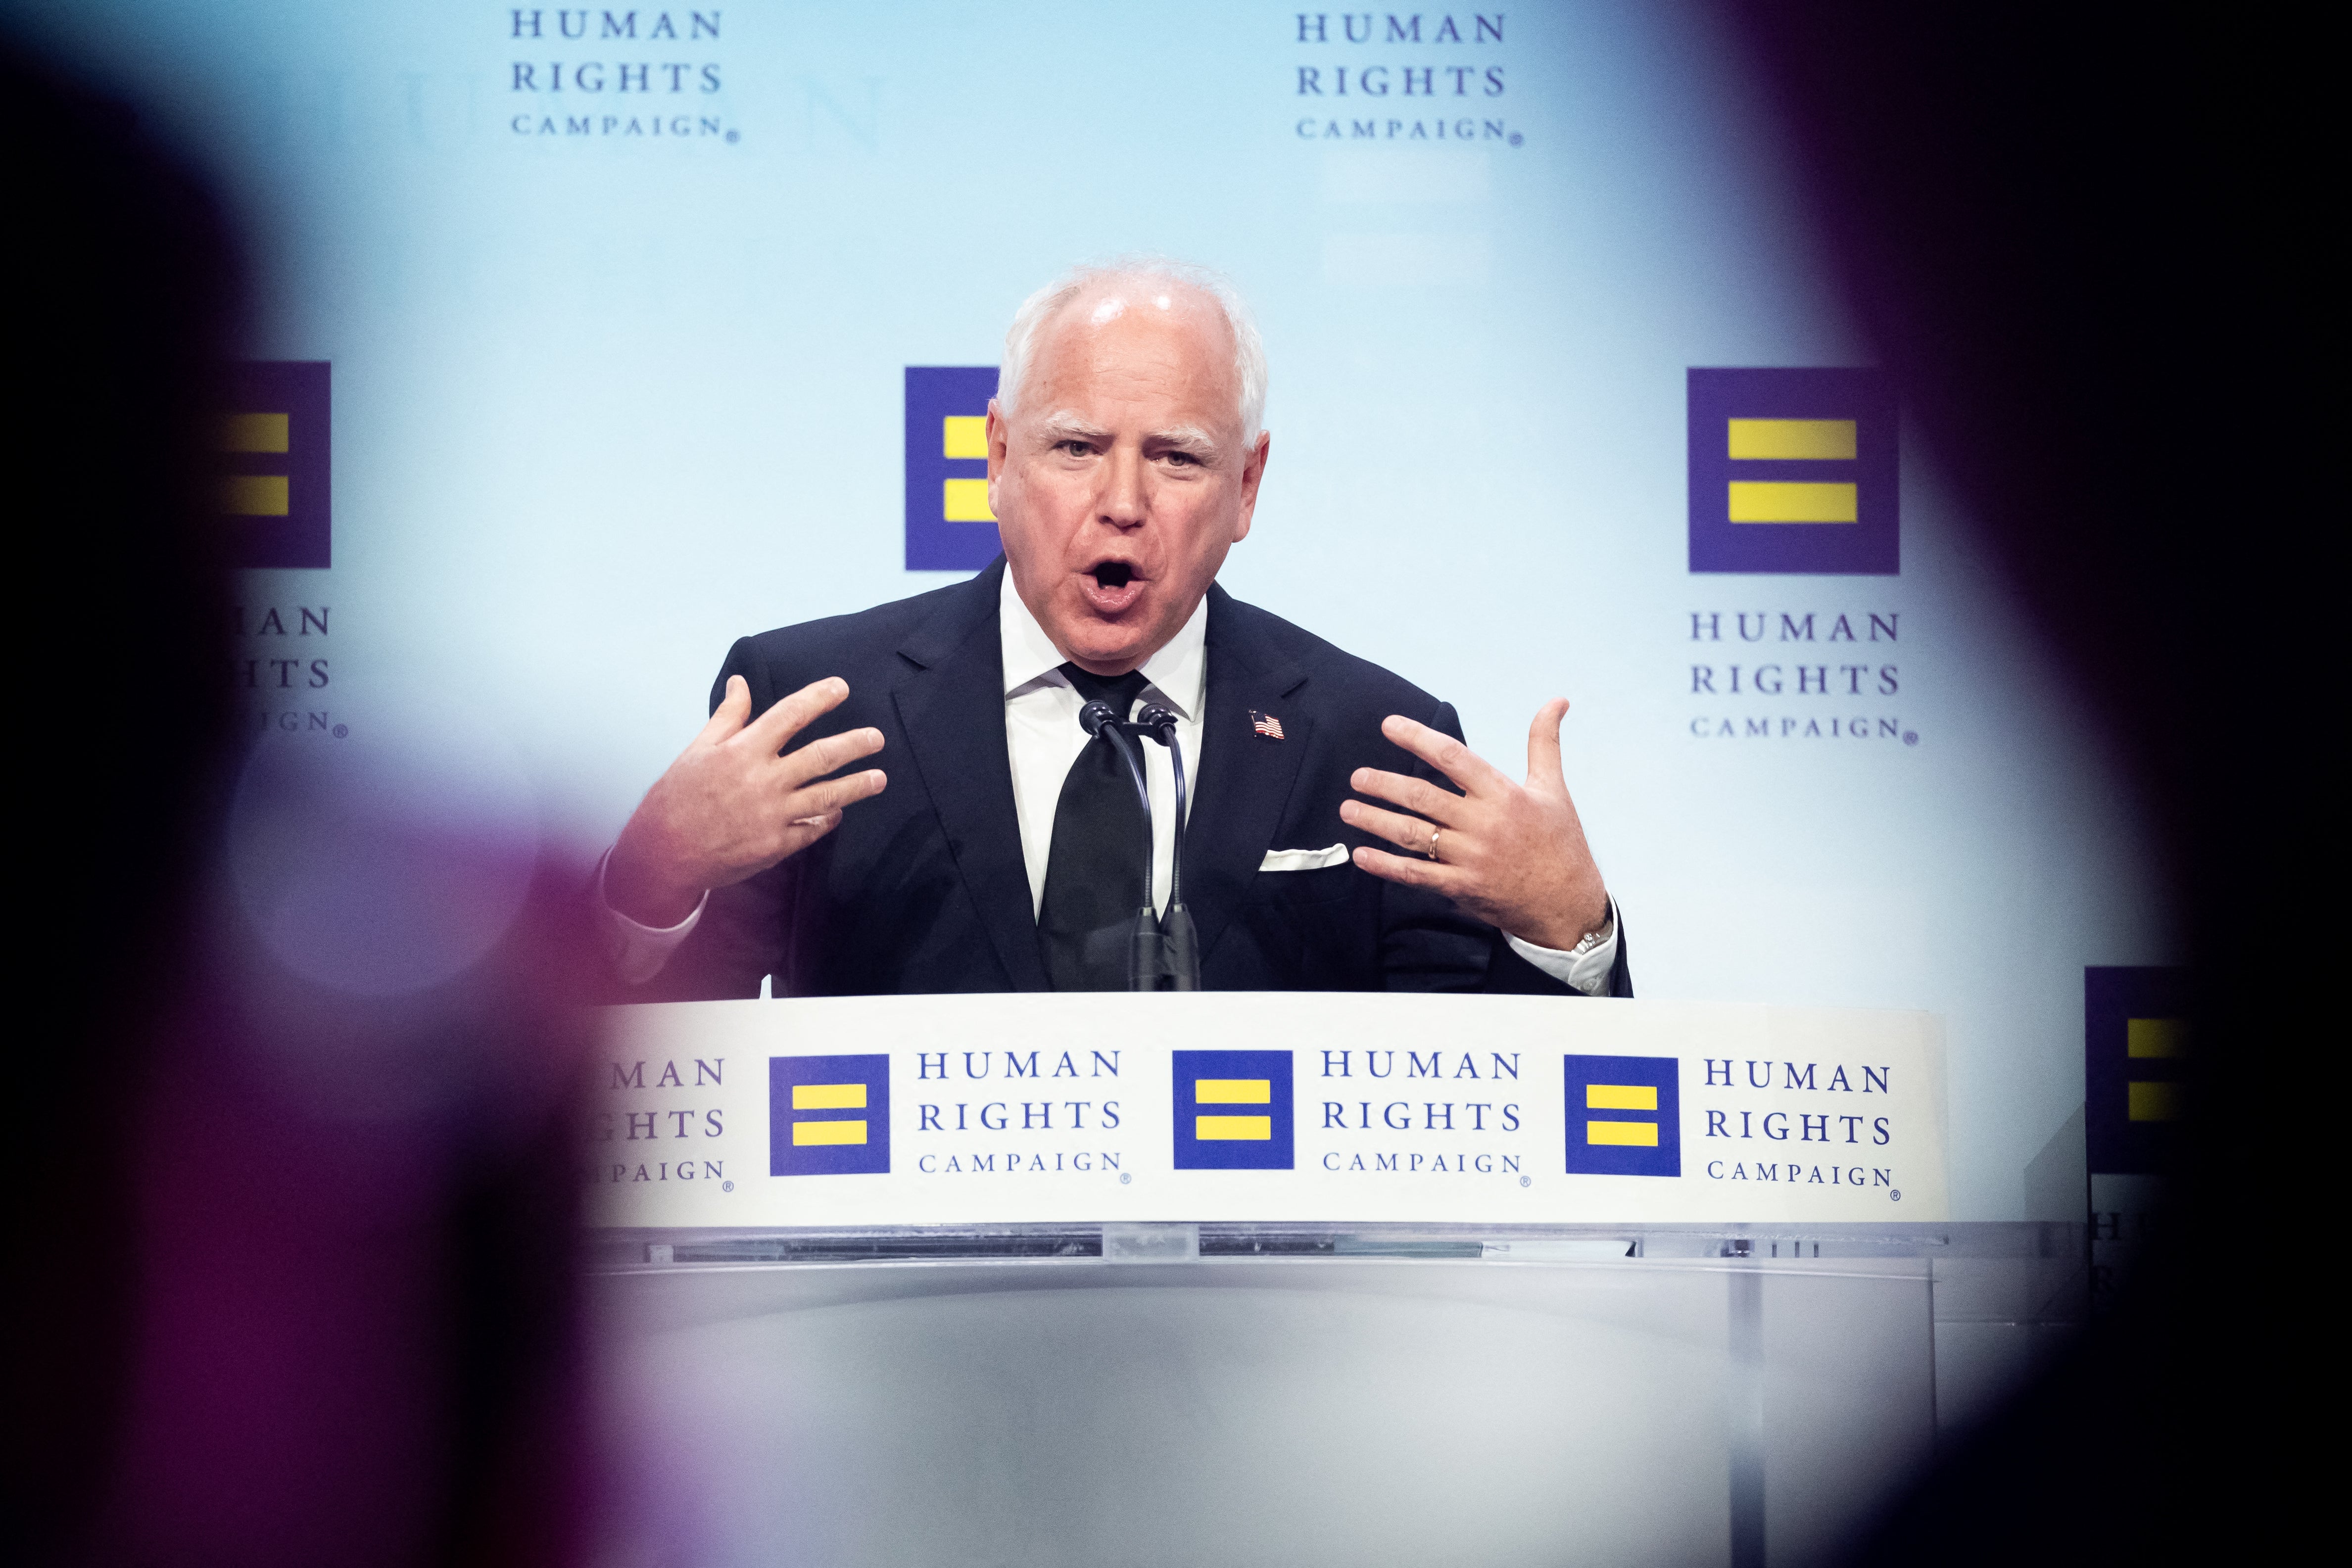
[1038,665,1152,991]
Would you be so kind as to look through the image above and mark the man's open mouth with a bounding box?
[1079,559,1147,614]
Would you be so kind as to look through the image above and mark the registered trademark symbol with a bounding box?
[1889,1188,1902,1201]
[722,1180,735,1191]
[1119,1172,1131,1185]
[1508,132,1523,147]
[1902,731,1918,746]
[332,723,349,739]
[1519,1175,1531,1187]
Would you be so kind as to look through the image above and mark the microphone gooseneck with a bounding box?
[1079,695,1159,990]
[1133,704,1186,909]
[1131,703,1200,991]
[1078,700,1153,827]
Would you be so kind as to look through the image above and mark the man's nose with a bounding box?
[1096,444,1146,529]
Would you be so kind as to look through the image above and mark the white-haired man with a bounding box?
[599,260,1626,997]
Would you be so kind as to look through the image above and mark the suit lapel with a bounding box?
[1184,586,1311,966]
[889,559,1052,992]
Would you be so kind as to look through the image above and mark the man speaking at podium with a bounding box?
[596,260,1630,999]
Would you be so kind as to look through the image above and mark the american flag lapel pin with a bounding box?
[1249,709,1286,741]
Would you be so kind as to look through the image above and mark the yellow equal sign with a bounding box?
[222,413,290,453]
[1196,1077,1271,1140]
[790,1081,868,1144]
[2125,1019,2187,1121]
[222,475,290,516]
[1728,481,1857,523]
[1727,418,1856,460]
[942,415,989,459]
[1585,1120,1659,1147]
[942,477,996,522]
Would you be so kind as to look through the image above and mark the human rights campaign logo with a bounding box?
[1687,368,1895,575]
[2084,966,2190,1177]
[769,1053,891,1176]
[1172,1049,1294,1170]
[219,361,331,570]
[1562,1054,1680,1177]
[905,366,1001,572]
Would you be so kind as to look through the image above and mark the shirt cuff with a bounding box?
[596,847,709,986]
[1505,896,1620,996]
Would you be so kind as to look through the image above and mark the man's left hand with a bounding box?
[1341,700,1609,951]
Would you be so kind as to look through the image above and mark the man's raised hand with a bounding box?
[604,675,886,927]
[1339,700,1609,952]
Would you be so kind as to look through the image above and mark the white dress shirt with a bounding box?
[1000,568,1202,921]
[601,571,1620,993]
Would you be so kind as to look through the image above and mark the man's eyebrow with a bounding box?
[1035,412,1111,445]
[1146,425,1221,457]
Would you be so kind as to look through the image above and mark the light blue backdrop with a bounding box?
[13,0,2169,1217]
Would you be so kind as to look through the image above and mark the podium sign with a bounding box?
[587,994,1948,1226]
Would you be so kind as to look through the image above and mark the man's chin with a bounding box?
[1056,616,1155,674]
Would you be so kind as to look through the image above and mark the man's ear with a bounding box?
[1233,429,1271,541]
[985,399,1007,517]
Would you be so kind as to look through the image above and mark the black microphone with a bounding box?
[1079,698,1160,990]
[1130,704,1200,992]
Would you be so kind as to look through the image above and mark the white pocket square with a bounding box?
[1259,843,1350,872]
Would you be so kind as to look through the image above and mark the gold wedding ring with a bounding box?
[1426,827,1443,861]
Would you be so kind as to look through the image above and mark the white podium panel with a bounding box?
[595,1256,1937,1568]
[587,994,1948,1226]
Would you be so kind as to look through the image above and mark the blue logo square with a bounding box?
[1687,367,1896,575]
[221,361,331,569]
[2084,966,2191,1176]
[1563,1054,1680,1177]
[770,1053,891,1176]
[1173,1049,1293,1170]
[904,365,1001,571]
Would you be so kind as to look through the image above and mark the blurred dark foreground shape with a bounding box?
[4,44,597,1568]
[1726,3,2298,1563]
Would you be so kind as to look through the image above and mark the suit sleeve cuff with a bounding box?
[596,847,708,986]
[1505,896,1620,996]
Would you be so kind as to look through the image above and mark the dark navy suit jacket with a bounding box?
[635,559,1632,999]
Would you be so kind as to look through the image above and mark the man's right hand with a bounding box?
[604,674,887,927]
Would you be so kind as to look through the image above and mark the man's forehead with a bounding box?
[1026,282,1237,415]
